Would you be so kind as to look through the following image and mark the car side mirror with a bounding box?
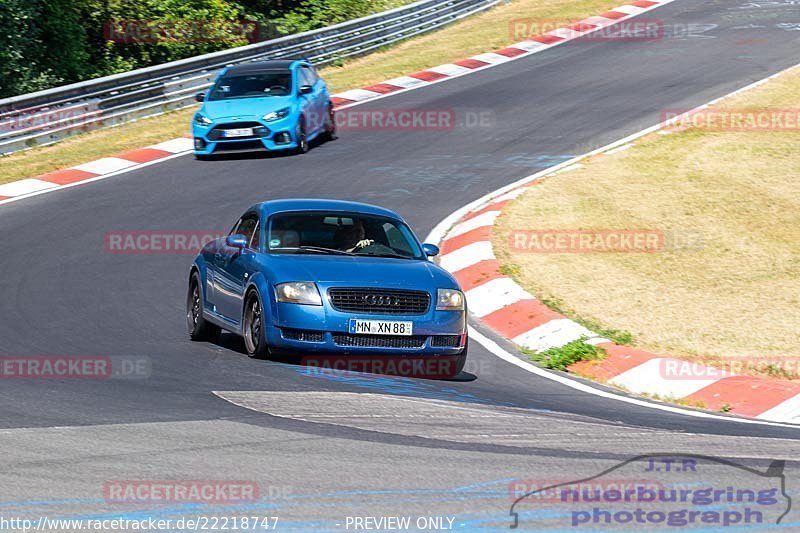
[299,85,313,95]
[422,243,440,257]
[226,234,248,249]
[195,92,205,102]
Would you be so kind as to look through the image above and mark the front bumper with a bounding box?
[192,115,299,155]
[266,299,467,356]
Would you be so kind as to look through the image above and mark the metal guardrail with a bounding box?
[0,0,499,155]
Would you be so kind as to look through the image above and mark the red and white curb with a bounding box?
[433,161,800,427]
[0,0,675,206]
[0,138,194,205]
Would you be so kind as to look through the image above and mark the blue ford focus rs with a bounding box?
[187,199,468,375]
[192,59,335,159]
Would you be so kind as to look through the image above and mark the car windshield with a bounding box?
[208,70,292,100]
[268,212,424,259]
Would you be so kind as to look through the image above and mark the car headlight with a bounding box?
[436,288,465,311]
[194,113,213,126]
[262,108,291,121]
[275,282,322,306]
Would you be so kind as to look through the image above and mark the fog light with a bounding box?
[275,132,291,144]
[194,138,206,150]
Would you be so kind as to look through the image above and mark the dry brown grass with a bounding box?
[0,0,617,185]
[494,66,800,362]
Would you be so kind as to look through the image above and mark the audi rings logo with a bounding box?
[364,294,400,306]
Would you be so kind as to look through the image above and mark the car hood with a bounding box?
[265,255,458,289]
[202,96,293,120]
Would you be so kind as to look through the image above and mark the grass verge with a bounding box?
[1,0,620,185]
[494,65,800,374]
[523,338,606,371]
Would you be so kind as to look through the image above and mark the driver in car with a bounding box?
[338,220,374,252]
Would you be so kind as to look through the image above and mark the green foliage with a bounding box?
[523,338,606,371]
[271,0,405,34]
[0,0,56,96]
[0,0,410,98]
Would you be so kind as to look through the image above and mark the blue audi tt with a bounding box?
[192,59,335,159]
[187,199,468,375]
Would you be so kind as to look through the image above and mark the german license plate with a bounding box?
[349,319,413,336]
[222,128,253,138]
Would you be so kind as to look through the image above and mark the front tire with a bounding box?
[187,272,220,341]
[322,104,337,141]
[294,119,309,154]
[452,340,468,376]
[243,290,270,358]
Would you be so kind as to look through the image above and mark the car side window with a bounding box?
[383,222,413,255]
[300,66,315,87]
[248,220,260,250]
[236,215,259,249]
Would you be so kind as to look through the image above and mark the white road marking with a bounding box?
[333,88,384,101]
[381,76,427,89]
[439,241,494,272]
[609,358,721,398]
[613,5,647,15]
[427,64,472,77]
[513,319,594,353]
[758,395,800,424]
[150,137,194,153]
[466,278,532,317]
[447,211,500,238]
[0,179,58,197]
[72,157,137,175]
[508,41,548,52]
[469,53,511,65]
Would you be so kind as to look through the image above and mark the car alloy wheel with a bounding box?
[187,273,220,341]
[243,291,269,358]
[296,121,309,154]
[323,104,337,140]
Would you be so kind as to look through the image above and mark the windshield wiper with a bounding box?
[296,246,354,256]
[353,251,413,259]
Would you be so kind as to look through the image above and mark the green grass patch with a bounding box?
[523,338,606,371]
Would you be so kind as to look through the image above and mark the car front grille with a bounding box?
[328,288,430,315]
[213,140,265,152]
[332,334,427,348]
[430,335,462,347]
[208,122,269,141]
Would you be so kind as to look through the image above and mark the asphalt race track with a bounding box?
[1,0,800,530]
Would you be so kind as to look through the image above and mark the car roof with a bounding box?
[253,199,403,220]
[224,60,304,75]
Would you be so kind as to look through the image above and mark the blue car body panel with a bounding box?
[190,199,467,355]
[192,60,331,155]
